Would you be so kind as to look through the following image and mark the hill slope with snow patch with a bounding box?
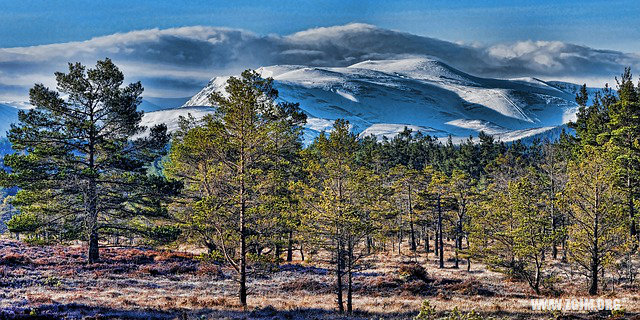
[183,57,580,142]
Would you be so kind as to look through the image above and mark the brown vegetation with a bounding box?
[1,239,638,319]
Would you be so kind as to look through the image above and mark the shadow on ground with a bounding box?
[1,303,633,320]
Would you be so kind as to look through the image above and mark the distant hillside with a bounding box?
[183,58,582,143]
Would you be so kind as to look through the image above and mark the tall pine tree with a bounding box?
[165,70,305,307]
[0,59,173,263]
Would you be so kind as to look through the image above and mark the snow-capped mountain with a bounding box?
[182,57,580,143]
[0,58,585,144]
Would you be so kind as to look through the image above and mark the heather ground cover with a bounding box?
[1,239,638,320]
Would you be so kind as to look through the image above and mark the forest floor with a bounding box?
[0,239,639,320]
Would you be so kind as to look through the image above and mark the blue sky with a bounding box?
[0,0,638,101]
[1,0,639,52]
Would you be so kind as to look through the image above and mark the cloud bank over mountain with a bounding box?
[1,23,638,101]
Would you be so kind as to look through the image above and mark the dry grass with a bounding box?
[0,239,638,319]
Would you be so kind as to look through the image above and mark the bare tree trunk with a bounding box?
[287,230,294,262]
[87,180,99,263]
[347,238,353,314]
[466,237,471,271]
[423,225,429,254]
[628,168,637,239]
[87,104,99,264]
[398,226,402,255]
[551,212,558,259]
[561,215,568,263]
[534,259,542,295]
[438,196,444,269]
[589,199,600,296]
[589,258,599,295]
[239,146,248,308]
[336,239,344,313]
[454,218,462,269]
[88,229,99,263]
[239,194,247,307]
[275,240,282,260]
[408,185,416,251]
[433,228,438,256]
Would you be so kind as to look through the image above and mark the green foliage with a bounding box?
[196,251,225,264]
[0,59,177,262]
[563,145,630,294]
[469,169,560,294]
[23,237,52,246]
[443,308,488,320]
[43,276,62,287]
[414,301,494,320]
[145,225,181,245]
[6,212,39,233]
[414,300,437,320]
[164,69,305,306]
[299,119,393,312]
[610,308,626,318]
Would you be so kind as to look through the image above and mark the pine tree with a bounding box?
[449,169,475,269]
[0,59,174,263]
[539,139,569,260]
[299,119,382,314]
[575,84,589,107]
[389,164,425,253]
[165,70,305,307]
[425,167,449,268]
[469,169,557,294]
[608,69,640,242]
[570,88,613,147]
[563,145,629,295]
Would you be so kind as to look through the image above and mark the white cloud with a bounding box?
[0,23,638,101]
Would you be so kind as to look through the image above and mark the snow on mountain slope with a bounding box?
[359,124,447,139]
[183,57,581,143]
[140,106,214,134]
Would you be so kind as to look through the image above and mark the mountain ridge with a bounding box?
[182,57,581,143]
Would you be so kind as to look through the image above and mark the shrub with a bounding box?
[196,263,223,278]
[442,307,491,320]
[247,253,279,275]
[196,251,225,264]
[42,276,61,287]
[363,274,402,291]
[0,253,31,265]
[6,213,39,233]
[445,279,494,297]
[112,248,156,264]
[402,280,431,295]
[23,238,51,246]
[399,263,429,282]
[139,265,162,276]
[414,300,437,320]
[415,301,494,320]
[167,261,197,274]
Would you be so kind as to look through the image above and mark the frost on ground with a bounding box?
[0,240,637,319]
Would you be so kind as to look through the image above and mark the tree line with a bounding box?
[1,60,639,312]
